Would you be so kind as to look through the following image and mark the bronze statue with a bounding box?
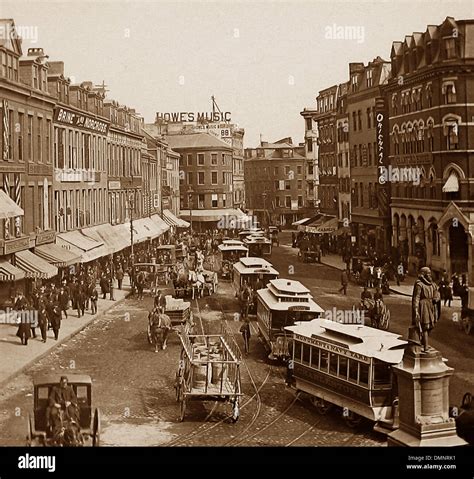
[411,266,441,351]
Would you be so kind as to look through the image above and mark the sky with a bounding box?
[2,0,473,147]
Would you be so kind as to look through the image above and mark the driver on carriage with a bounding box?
[46,376,79,433]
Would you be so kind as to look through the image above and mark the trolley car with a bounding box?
[256,279,324,360]
[217,244,249,279]
[243,236,272,256]
[175,330,242,422]
[232,257,279,296]
[285,318,407,432]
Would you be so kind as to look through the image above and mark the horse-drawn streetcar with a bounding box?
[217,244,249,279]
[27,374,100,447]
[285,319,407,432]
[175,330,242,422]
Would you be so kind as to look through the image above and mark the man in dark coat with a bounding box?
[16,313,32,345]
[37,303,48,343]
[47,300,62,341]
[58,287,69,319]
[75,281,86,317]
[338,269,349,295]
[412,266,440,351]
[99,275,109,299]
[46,376,79,432]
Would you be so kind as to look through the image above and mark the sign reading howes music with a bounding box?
[157,111,231,123]
[54,107,109,135]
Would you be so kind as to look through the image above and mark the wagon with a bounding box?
[26,374,100,447]
[175,330,242,422]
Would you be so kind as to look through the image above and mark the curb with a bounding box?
[0,292,130,389]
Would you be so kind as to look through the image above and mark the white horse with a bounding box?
[189,270,205,299]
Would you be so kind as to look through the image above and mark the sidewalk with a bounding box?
[319,253,347,271]
[0,279,132,387]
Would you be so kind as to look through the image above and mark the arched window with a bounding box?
[426,119,434,151]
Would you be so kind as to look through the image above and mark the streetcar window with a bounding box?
[373,361,391,386]
[348,360,359,383]
[359,364,369,387]
[310,346,319,368]
[338,356,348,379]
[329,353,338,376]
[320,350,329,372]
[76,385,88,399]
[294,341,302,363]
[38,387,49,400]
[302,344,310,365]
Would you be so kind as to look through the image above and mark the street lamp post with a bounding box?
[262,192,267,229]
[128,190,136,266]
[187,186,194,235]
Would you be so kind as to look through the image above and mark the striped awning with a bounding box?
[442,172,459,193]
[0,190,24,219]
[14,250,58,279]
[163,210,190,228]
[151,214,170,235]
[0,260,25,281]
[35,243,81,267]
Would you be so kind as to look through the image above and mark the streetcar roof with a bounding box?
[237,256,273,268]
[222,239,245,246]
[285,318,407,363]
[233,262,279,276]
[243,237,271,244]
[268,278,310,295]
[218,244,249,252]
[33,374,92,387]
[257,287,324,313]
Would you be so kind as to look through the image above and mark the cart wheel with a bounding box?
[311,397,332,415]
[231,398,240,423]
[179,396,186,422]
[92,408,101,447]
[343,410,363,428]
[26,413,33,446]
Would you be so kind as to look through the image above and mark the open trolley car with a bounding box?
[285,318,407,432]
[232,257,279,296]
[217,244,249,279]
[256,279,324,360]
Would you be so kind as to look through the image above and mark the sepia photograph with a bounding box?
[0,0,473,472]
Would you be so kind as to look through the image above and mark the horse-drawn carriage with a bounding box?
[268,226,279,246]
[26,374,100,447]
[134,263,169,296]
[217,244,248,279]
[298,246,321,263]
[155,245,176,266]
[175,329,242,422]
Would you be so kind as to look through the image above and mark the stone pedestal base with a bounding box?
[387,330,466,447]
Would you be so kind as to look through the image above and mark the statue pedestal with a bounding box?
[388,328,466,447]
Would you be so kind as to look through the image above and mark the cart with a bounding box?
[175,330,242,422]
[298,248,321,263]
[460,287,474,335]
[26,374,100,447]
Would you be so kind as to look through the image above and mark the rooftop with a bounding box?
[166,132,232,150]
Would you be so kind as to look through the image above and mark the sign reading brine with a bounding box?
[53,107,109,135]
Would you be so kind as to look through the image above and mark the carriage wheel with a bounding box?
[231,398,240,423]
[311,397,332,415]
[343,410,363,429]
[26,413,33,446]
[463,318,472,335]
[92,408,101,447]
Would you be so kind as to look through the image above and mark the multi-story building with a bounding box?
[336,81,351,228]
[313,86,339,217]
[300,107,318,210]
[166,132,237,231]
[232,127,245,210]
[0,23,61,299]
[244,138,307,227]
[347,57,391,255]
[385,17,474,280]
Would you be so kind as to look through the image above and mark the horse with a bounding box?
[357,298,391,330]
[50,409,83,447]
[188,270,205,300]
[148,309,172,352]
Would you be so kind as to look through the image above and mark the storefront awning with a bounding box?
[304,217,338,234]
[151,214,171,235]
[163,209,190,228]
[179,208,247,223]
[82,224,129,254]
[292,217,311,226]
[442,172,459,193]
[121,218,161,243]
[35,243,81,268]
[57,230,109,264]
[0,260,25,281]
[0,190,24,219]
[14,250,58,279]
